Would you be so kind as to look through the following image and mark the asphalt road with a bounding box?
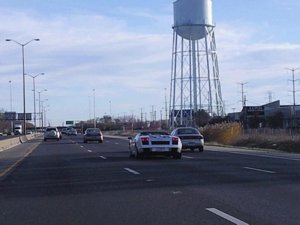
[0,135,300,225]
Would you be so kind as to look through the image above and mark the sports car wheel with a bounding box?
[136,149,143,159]
[129,150,134,158]
[174,153,182,159]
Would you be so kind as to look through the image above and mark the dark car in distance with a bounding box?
[171,127,204,152]
[83,128,103,143]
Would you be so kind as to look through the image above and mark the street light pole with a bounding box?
[26,73,44,133]
[9,80,13,133]
[40,99,48,130]
[109,100,111,117]
[38,89,47,129]
[43,104,50,128]
[6,38,40,135]
[93,89,96,128]
[9,80,12,112]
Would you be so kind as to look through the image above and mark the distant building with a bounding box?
[227,100,300,129]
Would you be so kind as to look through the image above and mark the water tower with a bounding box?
[169,0,224,128]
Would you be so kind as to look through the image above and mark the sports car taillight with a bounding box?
[141,137,149,145]
[172,137,179,145]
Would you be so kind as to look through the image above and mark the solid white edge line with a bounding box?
[208,149,300,162]
[124,168,140,175]
[206,208,249,225]
[244,167,276,174]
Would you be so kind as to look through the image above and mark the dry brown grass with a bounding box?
[201,122,242,145]
[233,133,300,153]
[201,123,300,153]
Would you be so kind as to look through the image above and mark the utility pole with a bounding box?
[131,110,134,131]
[267,91,273,103]
[140,108,143,123]
[286,68,300,106]
[286,67,300,129]
[238,82,248,109]
[151,105,154,122]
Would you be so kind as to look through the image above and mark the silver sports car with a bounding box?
[128,131,182,159]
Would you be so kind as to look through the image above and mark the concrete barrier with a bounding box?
[0,137,21,152]
[0,134,37,152]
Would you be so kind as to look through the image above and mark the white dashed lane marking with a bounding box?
[182,155,194,159]
[172,191,182,195]
[243,167,276,174]
[206,208,249,225]
[124,168,140,175]
[99,156,107,160]
[87,150,92,153]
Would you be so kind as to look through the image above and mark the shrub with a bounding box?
[201,122,242,145]
[233,133,300,153]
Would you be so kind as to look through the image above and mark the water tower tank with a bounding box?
[174,0,213,40]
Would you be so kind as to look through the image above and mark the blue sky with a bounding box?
[1,0,300,125]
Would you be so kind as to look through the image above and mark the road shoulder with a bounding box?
[0,137,43,180]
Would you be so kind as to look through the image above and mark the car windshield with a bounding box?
[177,128,199,135]
[46,128,57,131]
[140,131,169,136]
[86,128,100,133]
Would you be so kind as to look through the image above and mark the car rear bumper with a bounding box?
[84,136,103,141]
[181,140,204,149]
[44,136,59,139]
[140,147,181,155]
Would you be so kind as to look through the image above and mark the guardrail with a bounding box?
[0,134,36,152]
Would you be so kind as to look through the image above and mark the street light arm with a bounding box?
[25,72,45,78]
[6,38,40,46]
[285,67,300,72]
[6,39,22,46]
[24,39,40,46]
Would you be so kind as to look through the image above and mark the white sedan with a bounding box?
[128,131,182,159]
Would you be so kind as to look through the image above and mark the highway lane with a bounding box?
[0,135,300,225]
